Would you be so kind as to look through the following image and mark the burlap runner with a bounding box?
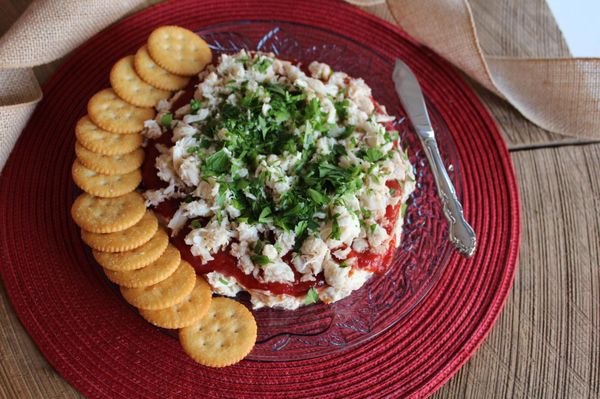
[0,0,598,170]
[0,0,145,171]
[385,0,600,139]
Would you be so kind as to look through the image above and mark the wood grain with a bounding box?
[0,1,599,398]
[433,144,600,399]
[0,281,81,398]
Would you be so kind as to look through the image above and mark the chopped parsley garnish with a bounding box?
[237,54,249,65]
[258,207,273,224]
[173,52,412,256]
[253,240,264,254]
[202,149,230,176]
[401,203,408,217]
[253,57,273,73]
[293,220,309,249]
[334,99,350,122]
[250,254,271,266]
[218,277,229,285]
[189,75,352,239]
[329,213,341,240]
[190,99,201,112]
[339,125,355,139]
[364,147,385,163]
[304,287,319,305]
[160,113,173,128]
[402,148,409,160]
[190,219,202,229]
[369,223,377,234]
[361,208,372,219]
[307,188,327,205]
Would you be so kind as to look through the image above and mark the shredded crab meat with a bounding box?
[143,50,415,308]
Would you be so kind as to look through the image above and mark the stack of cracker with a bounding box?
[70,26,257,368]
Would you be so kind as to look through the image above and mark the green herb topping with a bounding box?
[304,287,320,305]
[157,50,415,272]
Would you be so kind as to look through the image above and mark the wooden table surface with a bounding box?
[1,1,598,398]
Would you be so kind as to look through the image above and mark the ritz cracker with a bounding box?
[71,26,257,367]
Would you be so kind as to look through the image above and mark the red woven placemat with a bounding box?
[0,0,520,397]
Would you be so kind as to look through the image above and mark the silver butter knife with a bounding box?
[393,59,477,257]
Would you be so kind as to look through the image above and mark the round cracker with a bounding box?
[71,159,141,198]
[134,45,190,91]
[75,142,144,175]
[120,260,196,310]
[179,297,257,368]
[139,277,212,328]
[110,55,172,108]
[81,211,158,252]
[147,26,212,76]
[75,116,143,155]
[71,192,145,234]
[103,244,180,287]
[88,88,155,134]
[93,228,168,272]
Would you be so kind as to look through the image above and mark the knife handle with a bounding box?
[421,137,477,257]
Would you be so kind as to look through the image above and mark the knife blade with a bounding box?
[393,59,477,257]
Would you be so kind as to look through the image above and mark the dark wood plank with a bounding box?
[433,143,600,399]
[0,280,82,398]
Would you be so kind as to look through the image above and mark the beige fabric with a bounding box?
[345,0,385,5]
[0,0,599,171]
[0,0,145,171]
[0,67,41,170]
[386,0,600,138]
